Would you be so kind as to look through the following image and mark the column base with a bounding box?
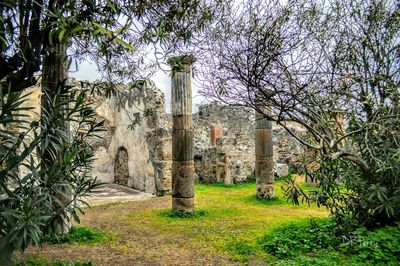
[172,197,194,213]
[256,183,275,199]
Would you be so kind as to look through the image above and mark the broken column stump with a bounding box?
[168,55,196,213]
[255,105,275,199]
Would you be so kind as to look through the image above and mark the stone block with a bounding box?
[162,138,172,160]
[215,163,225,183]
[215,137,231,154]
[274,163,289,177]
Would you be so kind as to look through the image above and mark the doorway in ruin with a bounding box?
[114,147,129,186]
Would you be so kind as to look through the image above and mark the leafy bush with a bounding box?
[259,219,400,265]
[243,175,256,183]
[259,219,340,258]
[340,223,400,265]
[0,83,104,261]
[280,0,400,229]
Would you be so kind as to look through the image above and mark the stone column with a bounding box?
[168,55,196,213]
[255,104,275,199]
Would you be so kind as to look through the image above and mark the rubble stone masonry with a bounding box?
[24,80,305,194]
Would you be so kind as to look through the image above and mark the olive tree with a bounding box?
[199,0,400,227]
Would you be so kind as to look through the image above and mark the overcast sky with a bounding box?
[69,59,207,113]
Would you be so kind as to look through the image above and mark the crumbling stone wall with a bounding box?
[89,80,172,195]
[193,102,306,183]
[24,78,172,195]
[193,104,255,183]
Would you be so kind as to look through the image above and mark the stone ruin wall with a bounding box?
[193,103,306,183]
[22,79,306,194]
[22,78,172,196]
[89,80,172,195]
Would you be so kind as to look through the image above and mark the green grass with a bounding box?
[28,180,400,265]
[28,180,347,264]
[226,241,257,263]
[42,226,111,245]
[240,194,288,206]
[122,181,328,263]
[272,251,362,266]
[27,180,400,265]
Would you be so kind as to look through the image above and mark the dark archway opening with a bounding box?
[114,147,129,186]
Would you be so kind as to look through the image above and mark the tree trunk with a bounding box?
[41,42,71,234]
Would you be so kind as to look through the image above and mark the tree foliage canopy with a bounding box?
[0,0,220,91]
[199,0,400,227]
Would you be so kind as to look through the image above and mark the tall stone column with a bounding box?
[168,55,196,213]
[255,104,275,199]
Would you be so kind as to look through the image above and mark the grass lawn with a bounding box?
[21,181,329,265]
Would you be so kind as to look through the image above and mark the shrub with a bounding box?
[258,219,340,258]
[339,223,400,265]
[0,84,103,261]
[259,219,400,265]
[243,175,256,183]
